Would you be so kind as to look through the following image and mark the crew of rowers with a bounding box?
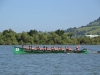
[22,45,76,51]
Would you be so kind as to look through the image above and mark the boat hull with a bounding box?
[14,46,88,54]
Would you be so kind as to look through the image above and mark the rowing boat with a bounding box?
[14,46,88,54]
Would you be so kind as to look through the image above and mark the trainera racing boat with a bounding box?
[14,46,88,54]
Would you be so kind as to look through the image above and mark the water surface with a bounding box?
[0,45,100,75]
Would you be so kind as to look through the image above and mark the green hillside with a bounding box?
[66,17,100,35]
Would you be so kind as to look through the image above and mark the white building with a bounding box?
[85,34,100,38]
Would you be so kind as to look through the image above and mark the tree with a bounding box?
[27,29,38,36]
[55,29,64,36]
[1,29,18,45]
[33,34,39,44]
[21,31,32,44]
[50,32,63,44]
[67,32,74,38]
[38,33,48,44]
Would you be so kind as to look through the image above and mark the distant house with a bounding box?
[85,34,100,38]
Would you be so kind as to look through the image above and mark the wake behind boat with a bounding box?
[14,45,88,54]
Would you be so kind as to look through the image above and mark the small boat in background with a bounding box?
[14,46,88,54]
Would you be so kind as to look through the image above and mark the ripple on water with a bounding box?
[0,45,100,75]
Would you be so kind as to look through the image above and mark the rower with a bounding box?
[38,46,41,50]
[36,46,38,50]
[31,46,35,50]
[58,47,60,50]
[43,46,46,50]
[66,46,73,51]
[69,47,72,51]
[51,47,53,51]
[53,46,56,50]
[29,46,31,50]
[60,47,62,50]
[37,46,41,50]
[22,45,24,48]
[46,47,48,50]
[66,47,69,50]
[22,45,27,49]
[76,45,79,52]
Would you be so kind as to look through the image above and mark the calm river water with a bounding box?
[0,45,100,75]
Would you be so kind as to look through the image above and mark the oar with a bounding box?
[79,46,87,50]
[86,48,100,54]
[80,46,100,53]
[80,47,95,51]
[79,46,90,50]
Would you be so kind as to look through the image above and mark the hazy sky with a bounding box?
[0,0,100,32]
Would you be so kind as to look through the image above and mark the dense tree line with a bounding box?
[0,29,100,45]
